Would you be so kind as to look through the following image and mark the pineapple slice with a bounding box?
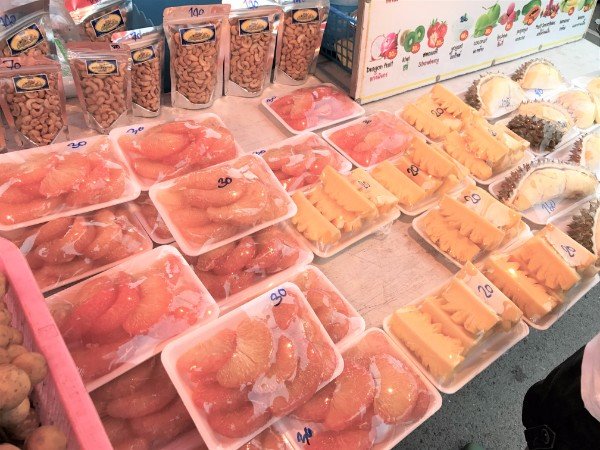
[307,186,363,233]
[393,155,444,194]
[408,137,458,178]
[390,307,465,379]
[421,297,478,352]
[444,132,493,180]
[372,160,427,207]
[463,121,510,165]
[402,103,450,140]
[422,210,481,263]
[321,166,377,219]
[459,186,522,231]
[483,254,560,321]
[538,224,597,273]
[347,168,398,214]
[430,83,477,119]
[291,191,341,244]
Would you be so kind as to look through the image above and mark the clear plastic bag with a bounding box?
[69,0,132,42]
[0,0,54,57]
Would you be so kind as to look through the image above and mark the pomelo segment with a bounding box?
[122,272,171,335]
[371,354,418,424]
[193,378,248,414]
[207,403,271,439]
[309,429,374,450]
[130,398,195,444]
[290,382,335,422]
[178,329,237,378]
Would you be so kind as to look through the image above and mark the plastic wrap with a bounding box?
[0,0,54,57]
[164,4,230,110]
[280,328,442,448]
[253,132,352,192]
[45,245,219,391]
[462,73,526,119]
[273,0,329,85]
[112,26,165,117]
[554,88,600,130]
[0,206,152,293]
[0,56,68,147]
[69,0,132,42]
[161,282,343,450]
[511,58,566,99]
[91,355,198,449]
[489,158,599,225]
[149,154,297,256]
[289,166,400,258]
[480,224,599,330]
[225,5,281,97]
[185,224,313,313]
[385,263,529,393]
[322,111,420,168]
[111,114,242,190]
[262,83,364,134]
[0,135,140,231]
[128,192,174,245]
[67,41,132,133]
[553,128,600,175]
[412,185,530,268]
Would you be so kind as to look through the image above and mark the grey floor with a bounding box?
[394,286,600,450]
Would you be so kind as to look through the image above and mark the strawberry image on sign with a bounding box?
[426,19,447,49]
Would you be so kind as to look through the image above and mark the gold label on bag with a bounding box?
[179,25,215,45]
[239,17,269,35]
[86,59,119,76]
[132,45,156,64]
[12,74,49,93]
[91,9,125,37]
[292,8,319,24]
[6,23,44,55]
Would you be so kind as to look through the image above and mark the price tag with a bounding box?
[460,266,510,315]
[270,287,287,306]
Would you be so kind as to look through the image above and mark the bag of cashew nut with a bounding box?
[69,0,132,42]
[112,26,164,117]
[274,0,329,85]
[164,4,231,109]
[0,56,68,148]
[67,42,132,133]
[0,0,55,58]
[225,5,282,97]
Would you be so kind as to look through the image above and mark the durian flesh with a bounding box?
[475,74,525,118]
[556,90,598,129]
[517,102,575,132]
[516,60,563,90]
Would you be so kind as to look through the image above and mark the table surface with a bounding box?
[62,39,600,450]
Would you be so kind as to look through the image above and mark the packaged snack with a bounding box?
[0,206,152,293]
[253,132,352,192]
[368,137,472,215]
[0,0,54,57]
[69,0,131,42]
[46,246,219,390]
[385,264,529,392]
[112,114,241,190]
[187,224,313,312]
[112,26,165,117]
[150,155,296,256]
[225,5,281,97]
[555,89,599,129]
[274,0,329,85]
[413,186,527,267]
[0,135,139,231]
[511,58,564,90]
[491,159,599,224]
[292,265,365,346]
[506,101,576,152]
[465,73,526,119]
[164,4,231,109]
[280,328,442,448]
[0,56,68,147]
[67,42,132,133]
[263,83,364,134]
[290,166,400,258]
[161,283,343,450]
[92,356,197,449]
[481,224,598,329]
[128,192,174,245]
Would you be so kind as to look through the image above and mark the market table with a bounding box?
[59,38,600,449]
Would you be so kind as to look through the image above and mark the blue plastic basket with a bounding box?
[321,6,357,73]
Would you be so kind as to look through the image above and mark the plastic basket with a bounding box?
[0,238,111,450]
[321,6,357,72]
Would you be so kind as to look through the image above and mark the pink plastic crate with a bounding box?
[0,237,110,449]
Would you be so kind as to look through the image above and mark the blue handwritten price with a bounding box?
[0,14,17,27]
[534,88,544,97]
[270,288,287,306]
[189,7,205,17]
[477,284,494,299]
[464,193,481,204]
[217,177,232,188]
[362,118,372,125]
[265,96,276,104]
[357,180,370,189]
[407,164,420,176]
[253,149,266,156]
[561,244,576,257]
[541,199,556,214]
[67,141,87,149]
[243,0,259,8]
[126,126,144,134]
[3,59,21,70]
[129,31,142,40]
[296,427,313,445]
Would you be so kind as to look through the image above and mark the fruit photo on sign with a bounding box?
[426,19,448,49]
[522,0,542,24]
[499,2,521,31]
[370,32,399,61]
[559,0,579,13]
[400,25,425,54]
[542,0,560,18]
[474,2,501,37]
[582,0,594,12]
